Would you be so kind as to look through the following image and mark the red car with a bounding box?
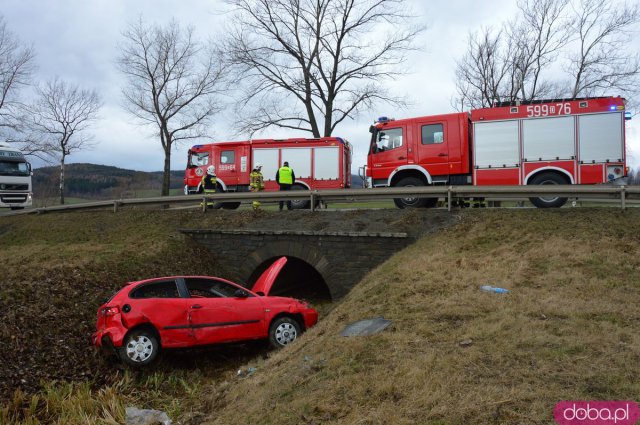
[92,257,318,367]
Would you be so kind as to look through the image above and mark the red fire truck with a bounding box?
[184,137,352,208]
[364,96,629,208]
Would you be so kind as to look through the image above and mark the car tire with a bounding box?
[221,202,241,209]
[118,329,160,367]
[269,317,302,348]
[290,184,310,209]
[528,172,569,208]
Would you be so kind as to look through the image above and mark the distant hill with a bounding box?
[33,163,184,199]
[350,173,364,188]
[32,163,366,200]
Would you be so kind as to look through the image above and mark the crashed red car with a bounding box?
[92,257,318,367]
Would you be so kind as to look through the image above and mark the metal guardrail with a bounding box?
[3,185,639,216]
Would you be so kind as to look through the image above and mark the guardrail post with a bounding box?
[447,186,452,212]
[621,185,626,211]
[310,191,316,212]
[113,201,119,213]
[202,197,207,213]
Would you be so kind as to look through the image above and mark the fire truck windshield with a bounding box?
[189,151,209,168]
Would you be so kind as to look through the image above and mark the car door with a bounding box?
[184,278,266,344]
[127,279,193,347]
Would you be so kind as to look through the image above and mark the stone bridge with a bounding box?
[181,229,414,300]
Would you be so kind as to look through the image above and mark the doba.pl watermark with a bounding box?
[554,401,640,425]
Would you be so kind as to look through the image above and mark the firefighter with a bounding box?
[200,165,218,209]
[276,161,295,210]
[249,163,265,210]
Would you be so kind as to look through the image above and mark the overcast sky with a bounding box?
[2,0,639,172]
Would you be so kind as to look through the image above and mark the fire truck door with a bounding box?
[369,126,408,183]
[414,121,450,177]
[218,148,239,185]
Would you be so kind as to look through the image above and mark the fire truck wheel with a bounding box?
[528,172,569,208]
[393,177,431,208]
[290,184,311,209]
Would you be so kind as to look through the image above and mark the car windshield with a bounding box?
[0,160,29,176]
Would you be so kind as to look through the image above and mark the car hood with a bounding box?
[251,256,287,296]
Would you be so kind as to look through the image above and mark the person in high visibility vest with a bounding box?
[249,163,265,210]
[276,161,295,210]
[200,165,218,209]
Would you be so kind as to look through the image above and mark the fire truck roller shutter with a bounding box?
[578,112,624,163]
[253,149,279,181]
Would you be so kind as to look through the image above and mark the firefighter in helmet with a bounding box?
[249,163,265,210]
[200,165,218,209]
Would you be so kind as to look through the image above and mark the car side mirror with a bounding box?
[234,289,248,298]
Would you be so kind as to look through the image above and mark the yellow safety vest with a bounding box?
[278,166,293,184]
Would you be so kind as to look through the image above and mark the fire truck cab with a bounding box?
[185,137,352,209]
[366,96,628,208]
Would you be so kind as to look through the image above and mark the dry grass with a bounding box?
[197,209,640,425]
[2,208,639,424]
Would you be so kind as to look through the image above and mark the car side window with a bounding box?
[130,280,180,299]
[185,278,249,298]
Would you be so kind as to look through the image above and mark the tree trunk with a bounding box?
[59,156,65,205]
[162,145,171,196]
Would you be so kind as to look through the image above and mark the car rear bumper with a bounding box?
[92,327,126,348]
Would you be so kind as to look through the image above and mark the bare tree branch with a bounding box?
[0,15,36,142]
[223,0,422,138]
[117,18,227,195]
[453,0,639,111]
[27,78,101,204]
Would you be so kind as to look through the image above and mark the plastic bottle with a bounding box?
[480,285,510,294]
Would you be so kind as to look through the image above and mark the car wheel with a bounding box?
[290,184,311,209]
[269,317,301,348]
[221,202,241,209]
[528,172,569,208]
[118,329,159,367]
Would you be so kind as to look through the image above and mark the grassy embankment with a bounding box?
[200,209,640,424]
[0,210,268,424]
[1,209,640,424]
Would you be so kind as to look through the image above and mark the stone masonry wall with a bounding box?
[181,229,413,299]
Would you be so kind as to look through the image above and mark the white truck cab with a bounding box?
[0,144,33,209]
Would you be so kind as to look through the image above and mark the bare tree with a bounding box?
[0,16,35,138]
[454,28,513,109]
[224,0,421,137]
[453,0,639,110]
[566,0,640,98]
[117,18,226,196]
[29,78,101,205]
[509,0,571,100]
